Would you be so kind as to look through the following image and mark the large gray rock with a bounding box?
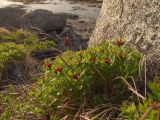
[0,8,66,32]
[0,7,25,29]
[89,0,160,79]
[89,0,160,53]
[21,9,66,32]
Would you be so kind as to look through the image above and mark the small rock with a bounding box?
[58,13,79,19]
[78,20,85,23]
[88,4,97,7]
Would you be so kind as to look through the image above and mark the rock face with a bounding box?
[21,9,66,32]
[89,0,160,53]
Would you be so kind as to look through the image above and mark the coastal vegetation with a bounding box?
[0,30,159,119]
[0,0,159,119]
[0,29,55,79]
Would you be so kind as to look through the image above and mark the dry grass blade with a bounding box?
[144,57,147,98]
[61,115,68,120]
[128,76,140,102]
[80,115,92,120]
[80,104,121,120]
[115,77,146,100]
[92,64,106,82]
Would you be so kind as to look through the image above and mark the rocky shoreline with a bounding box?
[0,0,102,84]
[1,0,102,41]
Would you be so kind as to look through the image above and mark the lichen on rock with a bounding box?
[90,0,160,53]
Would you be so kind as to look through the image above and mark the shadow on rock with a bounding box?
[33,26,88,60]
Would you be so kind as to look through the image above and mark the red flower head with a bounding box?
[72,73,80,80]
[89,58,96,63]
[116,39,125,46]
[104,57,110,64]
[54,67,63,74]
[45,63,52,69]
[63,36,71,46]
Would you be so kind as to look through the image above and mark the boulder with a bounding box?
[21,9,66,32]
[0,7,25,29]
[89,0,160,79]
[89,0,160,54]
[0,8,66,32]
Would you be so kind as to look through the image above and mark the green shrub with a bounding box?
[0,30,55,72]
[0,29,55,119]
[122,77,160,120]
[0,43,26,71]
[0,29,38,45]
[0,40,143,119]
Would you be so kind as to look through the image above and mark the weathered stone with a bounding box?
[0,7,25,29]
[0,8,67,32]
[58,13,79,20]
[21,9,66,32]
[89,0,160,54]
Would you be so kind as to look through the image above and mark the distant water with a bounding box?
[0,0,101,21]
[27,0,101,20]
[0,0,23,8]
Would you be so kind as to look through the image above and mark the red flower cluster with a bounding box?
[54,67,63,74]
[63,36,71,46]
[89,58,96,63]
[104,57,110,64]
[45,63,52,69]
[116,39,125,46]
[72,73,80,80]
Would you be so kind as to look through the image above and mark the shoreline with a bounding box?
[1,0,102,41]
